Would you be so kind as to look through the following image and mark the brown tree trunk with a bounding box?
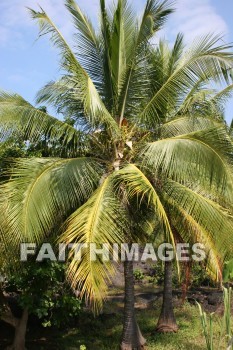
[8,309,28,350]
[0,286,28,350]
[0,285,5,305]
[156,260,178,333]
[181,261,192,303]
[120,260,146,350]
[0,287,18,328]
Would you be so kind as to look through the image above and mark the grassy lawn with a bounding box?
[1,284,229,350]
[15,299,226,350]
[56,304,205,350]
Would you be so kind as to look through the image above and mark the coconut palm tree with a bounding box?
[144,37,233,334]
[1,1,233,349]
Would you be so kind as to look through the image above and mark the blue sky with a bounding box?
[0,0,233,123]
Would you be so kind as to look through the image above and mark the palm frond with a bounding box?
[142,127,233,202]
[0,157,102,247]
[169,203,224,281]
[230,119,233,136]
[110,0,133,99]
[137,0,174,46]
[116,1,174,121]
[168,33,185,73]
[207,83,233,109]
[113,164,175,243]
[29,7,120,135]
[99,0,115,110]
[60,175,128,313]
[0,91,82,149]
[173,80,216,118]
[160,116,222,138]
[139,34,233,128]
[163,179,233,279]
[65,0,103,84]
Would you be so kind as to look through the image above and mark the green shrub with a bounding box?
[133,269,144,281]
[6,261,82,328]
[146,261,216,288]
[148,262,164,285]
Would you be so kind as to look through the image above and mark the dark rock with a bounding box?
[207,292,222,305]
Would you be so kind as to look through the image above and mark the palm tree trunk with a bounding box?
[120,260,146,350]
[156,260,178,333]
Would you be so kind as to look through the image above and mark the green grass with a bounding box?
[30,301,227,350]
[1,295,228,350]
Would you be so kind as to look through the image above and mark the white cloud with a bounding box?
[167,0,228,42]
[0,0,72,47]
[0,0,112,47]
[0,0,229,47]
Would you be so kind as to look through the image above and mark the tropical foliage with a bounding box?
[0,0,233,349]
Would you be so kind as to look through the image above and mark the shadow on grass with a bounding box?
[0,301,215,350]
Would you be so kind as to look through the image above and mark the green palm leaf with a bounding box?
[60,175,128,312]
[118,4,175,121]
[0,92,82,148]
[65,0,102,83]
[170,205,224,281]
[113,164,175,243]
[29,7,120,135]
[137,0,174,46]
[139,34,233,128]
[0,157,102,246]
[142,127,233,201]
[163,179,233,279]
[160,116,222,138]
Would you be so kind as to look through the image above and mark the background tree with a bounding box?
[143,37,233,333]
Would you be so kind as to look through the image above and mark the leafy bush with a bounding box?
[133,269,144,281]
[149,262,165,285]
[145,261,215,288]
[190,264,216,288]
[6,261,82,328]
